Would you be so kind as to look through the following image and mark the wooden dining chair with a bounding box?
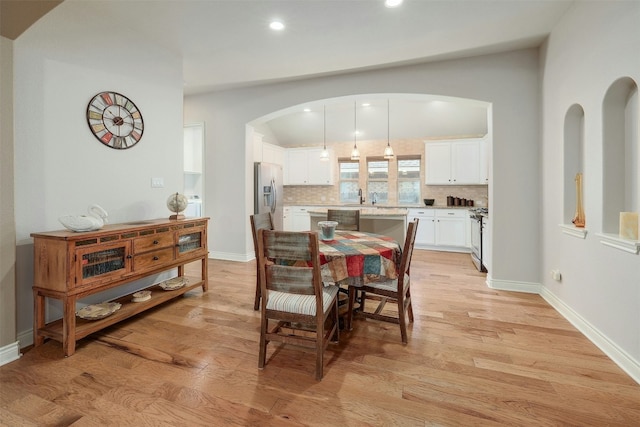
[347,219,419,343]
[327,209,360,231]
[250,212,274,310]
[256,229,340,380]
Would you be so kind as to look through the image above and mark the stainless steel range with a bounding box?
[469,208,488,272]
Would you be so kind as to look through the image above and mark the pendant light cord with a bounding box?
[320,105,329,160]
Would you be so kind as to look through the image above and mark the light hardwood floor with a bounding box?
[2,250,640,426]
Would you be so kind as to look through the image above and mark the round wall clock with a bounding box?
[86,91,144,149]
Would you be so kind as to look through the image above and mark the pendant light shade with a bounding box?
[351,144,360,161]
[320,105,329,161]
[350,101,360,161]
[383,99,395,159]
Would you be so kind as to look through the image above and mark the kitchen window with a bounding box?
[367,158,388,204]
[398,156,421,204]
[339,159,360,203]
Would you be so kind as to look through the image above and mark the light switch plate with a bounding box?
[151,177,164,188]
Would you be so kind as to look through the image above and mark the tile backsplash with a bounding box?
[283,138,488,207]
[284,184,487,207]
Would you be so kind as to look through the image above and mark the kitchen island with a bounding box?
[309,207,408,245]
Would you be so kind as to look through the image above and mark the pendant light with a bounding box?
[383,99,395,159]
[350,101,360,161]
[320,105,329,161]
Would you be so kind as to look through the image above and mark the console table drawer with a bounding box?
[133,233,173,253]
[133,247,174,271]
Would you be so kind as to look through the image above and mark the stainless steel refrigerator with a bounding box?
[254,162,283,230]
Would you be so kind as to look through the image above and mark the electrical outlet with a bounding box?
[151,177,164,188]
[550,269,562,281]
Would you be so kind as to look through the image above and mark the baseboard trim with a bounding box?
[540,287,640,385]
[0,341,21,366]
[486,276,541,294]
[18,329,33,349]
[208,251,253,262]
[415,244,470,253]
[486,275,640,385]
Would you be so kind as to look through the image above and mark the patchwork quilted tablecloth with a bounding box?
[318,231,401,286]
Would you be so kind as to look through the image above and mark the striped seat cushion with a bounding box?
[266,285,339,316]
[366,273,410,293]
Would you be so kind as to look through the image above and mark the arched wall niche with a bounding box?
[602,77,639,235]
[564,104,585,225]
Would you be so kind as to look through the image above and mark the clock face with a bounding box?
[87,91,144,149]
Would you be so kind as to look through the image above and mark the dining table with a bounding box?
[317,230,402,287]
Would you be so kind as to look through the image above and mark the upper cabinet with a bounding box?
[184,124,203,174]
[253,131,285,166]
[184,123,204,199]
[262,142,285,166]
[284,147,333,185]
[479,136,490,184]
[425,138,487,185]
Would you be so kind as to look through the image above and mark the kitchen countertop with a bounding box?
[287,204,474,210]
[308,207,408,217]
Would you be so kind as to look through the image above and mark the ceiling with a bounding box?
[257,95,491,146]
[0,0,62,40]
[3,0,574,145]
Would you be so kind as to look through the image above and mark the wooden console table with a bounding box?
[31,217,209,356]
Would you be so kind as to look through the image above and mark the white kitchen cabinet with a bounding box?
[263,142,285,166]
[436,209,467,247]
[479,136,490,184]
[425,139,484,185]
[253,132,285,166]
[184,125,203,174]
[285,148,333,185]
[291,206,312,231]
[410,208,468,251]
[408,209,435,246]
[424,143,451,185]
[283,207,292,231]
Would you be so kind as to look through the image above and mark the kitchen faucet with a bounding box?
[371,192,378,205]
[358,188,365,204]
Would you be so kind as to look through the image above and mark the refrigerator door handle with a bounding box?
[271,178,277,214]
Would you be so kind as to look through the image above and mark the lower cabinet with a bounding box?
[408,209,436,246]
[283,207,292,231]
[435,210,467,247]
[409,208,469,252]
[291,206,312,231]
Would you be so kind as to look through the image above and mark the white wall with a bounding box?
[540,1,640,380]
[12,3,185,344]
[184,48,541,283]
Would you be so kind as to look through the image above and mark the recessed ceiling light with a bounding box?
[361,103,370,107]
[303,108,311,112]
[385,0,403,8]
[270,21,285,30]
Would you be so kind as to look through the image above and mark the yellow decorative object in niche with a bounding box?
[619,212,639,240]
